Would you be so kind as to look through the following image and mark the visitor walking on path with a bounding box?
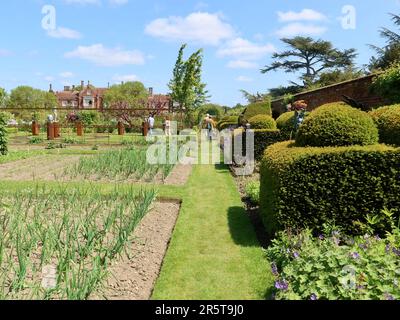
[204,114,214,141]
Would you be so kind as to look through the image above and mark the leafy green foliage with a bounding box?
[196,104,224,124]
[276,111,307,140]
[262,36,358,87]
[372,63,400,103]
[234,129,282,162]
[248,115,276,130]
[217,116,239,130]
[168,44,209,112]
[266,222,400,300]
[296,104,379,147]
[0,87,7,108]
[242,100,272,126]
[260,141,400,236]
[28,136,44,144]
[245,181,260,204]
[370,104,400,146]
[0,113,8,155]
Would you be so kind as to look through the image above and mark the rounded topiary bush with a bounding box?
[243,100,272,120]
[296,104,379,147]
[370,104,400,146]
[276,112,296,139]
[248,114,276,130]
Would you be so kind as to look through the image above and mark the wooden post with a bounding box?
[47,122,55,140]
[54,122,60,138]
[32,121,39,136]
[76,122,83,137]
[118,121,125,136]
[142,121,149,137]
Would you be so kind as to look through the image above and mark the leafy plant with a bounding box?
[0,113,8,155]
[372,63,400,103]
[245,181,260,204]
[28,137,44,144]
[369,104,400,146]
[248,115,277,130]
[266,220,400,300]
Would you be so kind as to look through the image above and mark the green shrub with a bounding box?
[245,181,260,204]
[243,100,272,122]
[260,141,400,237]
[0,113,8,155]
[217,116,239,130]
[296,104,379,147]
[28,136,44,144]
[63,137,80,145]
[372,63,400,103]
[266,224,400,300]
[248,115,277,130]
[234,129,282,162]
[370,104,400,146]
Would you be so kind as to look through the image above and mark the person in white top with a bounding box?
[148,114,155,136]
[164,116,171,136]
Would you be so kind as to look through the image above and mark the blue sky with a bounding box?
[0,0,399,106]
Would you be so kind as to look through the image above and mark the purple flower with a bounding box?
[293,252,300,259]
[356,284,366,291]
[392,248,400,256]
[332,237,341,246]
[384,293,395,301]
[359,243,368,250]
[310,294,318,300]
[350,252,360,260]
[374,235,381,241]
[318,235,324,240]
[271,263,279,277]
[275,280,289,291]
[386,244,391,253]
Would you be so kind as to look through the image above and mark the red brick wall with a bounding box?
[271,74,388,118]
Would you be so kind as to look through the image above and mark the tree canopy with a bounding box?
[369,13,400,71]
[0,88,7,108]
[262,36,358,87]
[168,44,209,112]
[103,81,148,109]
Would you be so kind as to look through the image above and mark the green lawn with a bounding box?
[152,164,273,300]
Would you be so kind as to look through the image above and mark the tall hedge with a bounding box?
[260,141,400,237]
[242,100,272,121]
[0,113,8,155]
[233,129,282,162]
[248,114,277,130]
[296,104,379,147]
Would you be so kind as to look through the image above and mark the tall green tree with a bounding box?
[103,81,149,127]
[262,37,358,87]
[168,44,209,113]
[369,13,400,71]
[0,88,7,108]
[7,86,58,121]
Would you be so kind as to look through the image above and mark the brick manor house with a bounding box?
[50,81,172,112]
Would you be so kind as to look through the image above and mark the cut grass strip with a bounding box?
[152,164,273,300]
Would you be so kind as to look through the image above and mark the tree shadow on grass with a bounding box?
[228,206,263,248]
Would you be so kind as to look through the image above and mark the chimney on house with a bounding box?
[72,85,75,91]
[49,84,53,93]
[149,87,154,96]
[81,80,84,88]
[121,81,124,85]
[107,82,110,88]
[64,86,70,92]
[87,80,90,88]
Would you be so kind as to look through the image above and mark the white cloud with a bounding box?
[236,76,253,82]
[64,0,101,4]
[44,76,55,82]
[145,12,235,46]
[278,9,327,22]
[112,74,139,83]
[276,23,327,37]
[109,0,128,6]
[60,72,74,78]
[65,44,145,66]
[227,60,258,69]
[47,27,82,39]
[217,38,275,60]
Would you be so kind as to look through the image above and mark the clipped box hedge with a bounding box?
[260,141,400,236]
[233,129,282,162]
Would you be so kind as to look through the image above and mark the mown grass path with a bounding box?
[152,164,273,300]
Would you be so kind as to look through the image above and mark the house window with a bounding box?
[83,96,94,108]
[62,101,69,107]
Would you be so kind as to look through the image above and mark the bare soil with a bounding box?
[92,201,181,300]
[0,154,193,185]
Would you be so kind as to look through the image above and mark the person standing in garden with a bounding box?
[148,113,155,136]
[204,114,214,141]
[164,116,171,136]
